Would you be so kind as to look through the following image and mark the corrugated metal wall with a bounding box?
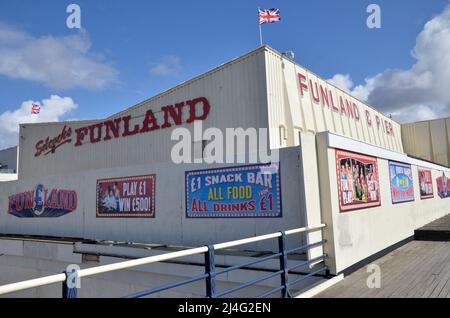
[18,46,406,180]
[263,48,404,153]
[402,118,450,167]
[18,48,269,179]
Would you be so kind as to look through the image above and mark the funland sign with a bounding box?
[8,184,77,218]
[297,72,395,137]
[34,97,211,157]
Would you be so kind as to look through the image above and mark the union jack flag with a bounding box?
[31,103,40,114]
[258,8,281,25]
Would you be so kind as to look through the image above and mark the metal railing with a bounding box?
[0,224,327,298]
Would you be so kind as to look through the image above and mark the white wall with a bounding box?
[264,49,403,153]
[0,146,18,173]
[18,48,269,180]
[402,118,450,167]
[0,147,307,251]
[316,132,450,274]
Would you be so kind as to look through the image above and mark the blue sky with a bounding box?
[0,0,449,148]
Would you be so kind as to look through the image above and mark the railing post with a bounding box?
[62,269,78,298]
[278,232,291,298]
[205,245,216,298]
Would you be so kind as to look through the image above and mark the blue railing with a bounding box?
[0,225,327,298]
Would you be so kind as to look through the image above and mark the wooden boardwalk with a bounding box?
[316,240,450,298]
[415,214,450,241]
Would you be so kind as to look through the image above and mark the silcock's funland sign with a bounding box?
[34,97,210,157]
[186,163,282,218]
[8,184,77,218]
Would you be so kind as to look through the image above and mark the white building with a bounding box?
[0,146,18,182]
[0,46,449,296]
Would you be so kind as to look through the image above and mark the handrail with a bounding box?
[0,224,326,297]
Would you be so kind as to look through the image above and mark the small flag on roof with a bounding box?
[31,103,41,114]
[258,8,281,25]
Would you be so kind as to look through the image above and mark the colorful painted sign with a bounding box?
[186,163,282,218]
[335,150,381,212]
[436,172,450,199]
[8,184,77,218]
[389,161,415,204]
[418,168,434,199]
[96,175,156,218]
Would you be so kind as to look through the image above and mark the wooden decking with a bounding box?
[316,240,450,298]
[415,214,450,241]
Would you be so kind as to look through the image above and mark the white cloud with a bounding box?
[0,95,77,149]
[329,4,450,123]
[327,74,354,94]
[150,55,181,76]
[0,23,118,90]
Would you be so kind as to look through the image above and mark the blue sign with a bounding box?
[389,161,415,204]
[186,163,282,218]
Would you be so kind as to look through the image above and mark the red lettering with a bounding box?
[69,191,77,211]
[161,103,184,129]
[346,100,354,119]
[140,110,161,133]
[353,103,360,121]
[89,123,103,144]
[186,97,210,123]
[104,118,122,141]
[365,110,372,127]
[8,196,14,213]
[309,80,320,103]
[339,96,347,116]
[320,85,330,108]
[24,191,34,210]
[122,115,140,137]
[298,73,308,96]
[16,194,24,212]
[329,90,339,112]
[75,127,89,147]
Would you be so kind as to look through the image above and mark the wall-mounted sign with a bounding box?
[186,163,282,218]
[96,174,156,218]
[335,150,381,212]
[35,125,72,157]
[389,161,415,204]
[34,97,210,157]
[436,172,450,199]
[418,168,434,199]
[8,184,77,218]
[298,72,395,138]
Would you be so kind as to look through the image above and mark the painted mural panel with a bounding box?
[96,174,156,218]
[418,168,434,199]
[436,172,450,199]
[389,161,415,204]
[186,163,282,218]
[7,184,77,218]
[335,149,381,212]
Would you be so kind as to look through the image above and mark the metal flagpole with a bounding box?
[259,23,263,46]
[258,7,263,46]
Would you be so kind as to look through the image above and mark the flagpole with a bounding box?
[259,23,263,46]
[258,7,263,46]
